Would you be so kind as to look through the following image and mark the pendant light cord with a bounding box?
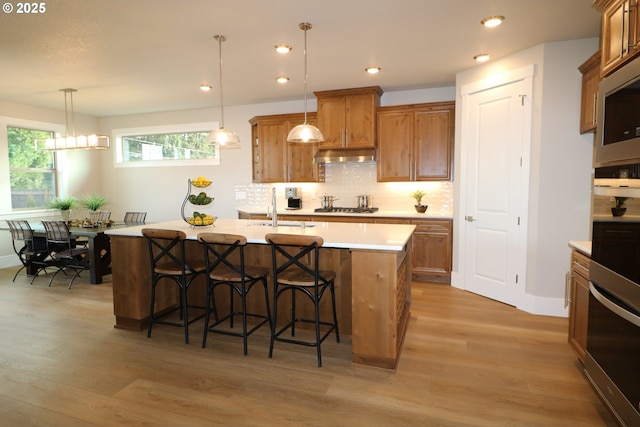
[215,35,226,129]
[301,23,311,124]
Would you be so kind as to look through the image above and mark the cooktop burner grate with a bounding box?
[314,207,379,213]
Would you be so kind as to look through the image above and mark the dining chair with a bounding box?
[142,228,206,344]
[123,211,147,224]
[6,219,50,284]
[265,233,340,367]
[41,220,89,289]
[197,232,272,355]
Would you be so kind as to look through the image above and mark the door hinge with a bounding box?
[517,216,520,225]
[519,94,526,106]
[515,274,519,284]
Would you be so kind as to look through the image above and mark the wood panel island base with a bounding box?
[106,219,415,369]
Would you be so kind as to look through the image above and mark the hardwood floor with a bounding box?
[0,267,618,427]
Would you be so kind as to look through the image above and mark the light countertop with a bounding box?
[237,207,453,220]
[569,240,591,256]
[105,218,416,252]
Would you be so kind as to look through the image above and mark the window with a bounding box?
[8,126,57,209]
[114,122,220,167]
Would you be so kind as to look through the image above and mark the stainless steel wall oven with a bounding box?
[589,162,640,426]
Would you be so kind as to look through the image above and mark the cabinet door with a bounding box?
[415,106,454,181]
[569,270,590,364]
[377,110,413,182]
[287,115,320,182]
[317,96,346,149]
[257,120,287,182]
[579,51,601,134]
[601,0,634,76]
[411,219,452,283]
[345,92,377,148]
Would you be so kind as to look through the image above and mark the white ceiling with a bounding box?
[0,0,601,117]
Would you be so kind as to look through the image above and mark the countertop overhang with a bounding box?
[106,218,416,252]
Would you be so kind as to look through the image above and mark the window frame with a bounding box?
[113,122,220,168]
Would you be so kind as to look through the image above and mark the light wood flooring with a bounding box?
[0,267,618,427]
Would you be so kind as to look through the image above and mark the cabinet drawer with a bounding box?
[411,219,452,233]
[572,251,590,280]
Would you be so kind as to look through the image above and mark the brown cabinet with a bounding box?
[568,250,590,364]
[578,51,601,134]
[410,219,452,283]
[250,113,322,183]
[314,86,383,149]
[377,102,454,181]
[597,0,640,76]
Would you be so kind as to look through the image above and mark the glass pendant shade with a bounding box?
[287,123,324,143]
[211,35,239,149]
[37,88,110,151]
[287,22,324,144]
[207,127,240,148]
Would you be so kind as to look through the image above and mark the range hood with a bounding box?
[313,148,376,163]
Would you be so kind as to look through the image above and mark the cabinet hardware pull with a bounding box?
[464,215,476,222]
[564,272,570,308]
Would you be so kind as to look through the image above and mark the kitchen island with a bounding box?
[106,218,415,369]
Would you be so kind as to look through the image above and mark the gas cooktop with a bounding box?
[314,207,379,214]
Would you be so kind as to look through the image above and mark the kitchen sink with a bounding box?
[255,221,318,227]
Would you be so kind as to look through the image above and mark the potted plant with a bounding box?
[50,196,78,221]
[612,196,628,217]
[412,190,428,213]
[81,193,108,221]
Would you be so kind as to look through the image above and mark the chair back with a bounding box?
[6,219,34,243]
[142,228,196,275]
[265,233,325,284]
[124,211,147,223]
[42,220,72,246]
[197,232,248,279]
[94,211,111,221]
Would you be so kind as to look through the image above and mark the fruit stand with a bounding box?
[180,176,216,226]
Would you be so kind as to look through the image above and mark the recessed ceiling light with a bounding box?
[365,67,381,74]
[275,45,292,53]
[474,53,491,63]
[276,76,289,83]
[199,85,212,91]
[481,16,505,27]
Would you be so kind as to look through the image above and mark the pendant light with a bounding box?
[38,88,110,151]
[207,35,240,149]
[287,22,324,143]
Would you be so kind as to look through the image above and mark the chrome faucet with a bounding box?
[270,186,278,227]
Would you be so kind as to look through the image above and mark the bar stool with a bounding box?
[142,228,206,344]
[265,233,340,367]
[197,232,272,355]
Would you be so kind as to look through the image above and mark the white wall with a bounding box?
[453,38,598,315]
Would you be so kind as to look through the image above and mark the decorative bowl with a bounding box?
[192,179,212,188]
[186,216,216,226]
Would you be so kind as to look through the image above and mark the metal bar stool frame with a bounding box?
[197,232,272,355]
[142,228,206,344]
[265,233,340,367]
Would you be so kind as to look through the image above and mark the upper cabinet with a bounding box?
[250,113,322,183]
[314,86,383,149]
[377,102,455,182]
[597,0,640,76]
[578,50,601,134]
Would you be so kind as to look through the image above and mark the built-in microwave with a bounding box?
[595,57,640,167]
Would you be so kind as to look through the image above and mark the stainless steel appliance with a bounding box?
[285,187,302,210]
[356,194,373,209]
[595,56,640,167]
[588,162,640,427]
[314,206,378,214]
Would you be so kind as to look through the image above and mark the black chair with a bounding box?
[197,232,272,355]
[265,233,340,367]
[142,228,206,344]
[6,219,50,283]
[123,211,147,224]
[42,220,89,289]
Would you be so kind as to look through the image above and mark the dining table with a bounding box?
[24,221,132,284]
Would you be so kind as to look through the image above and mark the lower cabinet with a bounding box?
[568,250,590,364]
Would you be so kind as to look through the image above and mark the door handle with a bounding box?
[464,215,476,222]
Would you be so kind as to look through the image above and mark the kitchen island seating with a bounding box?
[265,233,340,367]
[123,211,147,224]
[197,232,272,355]
[6,219,50,283]
[142,228,206,344]
[42,220,89,289]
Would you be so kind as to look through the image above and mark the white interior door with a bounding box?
[462,79,529,306]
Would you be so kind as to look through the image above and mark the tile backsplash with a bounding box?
[236,162,453,213]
